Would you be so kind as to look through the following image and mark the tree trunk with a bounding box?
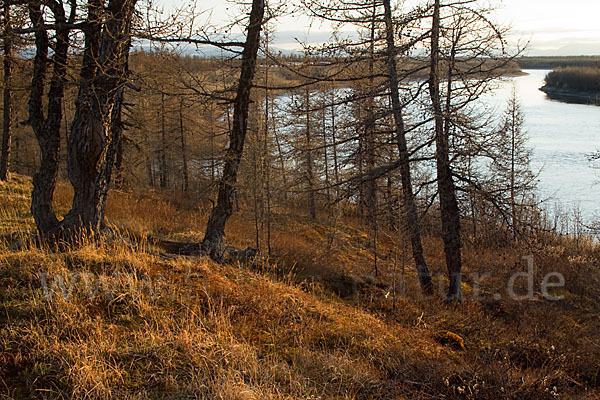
[382,0,433,294]
[263,41,272,255]
[305,87,317,220]
[159,92,168,189]
[356,108,365,221]
[110,38,130,190]
[0,1,12,181]
[63,0,136,233]
[112,105,125,189]
[252,115,261,250]
[467,156,477,239]
[330,92,339,196]
[510,98,517,242]
[146,155,154,187]
[366,3,378,276]
[322,97,331,212]
[202,0,265,260]
[386,173,399,231]
[274,126,288,200]
[28,0,71,234]
[209,104,216,182]
[107,53,129,193]
[179,99,189,191]
[429,0,462,301]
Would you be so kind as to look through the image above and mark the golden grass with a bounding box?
[1,175,599,399]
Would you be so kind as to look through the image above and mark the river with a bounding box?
[483,69,600,224]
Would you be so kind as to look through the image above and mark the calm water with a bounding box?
[484,69,600,223]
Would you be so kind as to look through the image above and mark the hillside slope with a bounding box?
[1,176,599,399]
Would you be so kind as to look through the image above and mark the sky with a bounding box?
[494,0,600,56]
[163,0,600,56]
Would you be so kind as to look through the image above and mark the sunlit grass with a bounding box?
[1,175,599,398]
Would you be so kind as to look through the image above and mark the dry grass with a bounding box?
[1,176,599,399]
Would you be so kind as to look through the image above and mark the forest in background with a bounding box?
[540,66,600,104]
[543,67,600,93]
[516,56,600,70]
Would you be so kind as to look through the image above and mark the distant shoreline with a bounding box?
[539,85,600,105]
[517,56,600,70]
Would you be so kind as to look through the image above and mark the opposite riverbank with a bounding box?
[539,85,600,105]
[539,66,600,105]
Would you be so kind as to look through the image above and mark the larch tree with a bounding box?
[490,88,536,241]
[0,0,13,181]
[178,98,189,192]
[63,0,137,233]
[429,0,463,301]
[382,0,433,293]
[297,0,437,291]
[26,0,137,236]
[427,0,520,300]
[28,0,76,234]
[202,0,266,260]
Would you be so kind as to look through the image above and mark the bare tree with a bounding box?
[426,0,520,299]
[263,30,272,255]
[0,0,12,181]
[62,0,136,233]
[28,0,75,234]
[429,0,463,301]
[490,88,536,241]
[179,98,189,191]
[159,92,168,188]
[383,0,433,293]
[303,85,318,220]
[202,0,265,259]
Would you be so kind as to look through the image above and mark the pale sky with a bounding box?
[494,0,600,55]
[161,0,600,56]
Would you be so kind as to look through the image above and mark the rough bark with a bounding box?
[0,0,12,181]
[29,0,72,234]
[202,0,265,260]
[429,0,462,301]
[382,0,433,294]
[63,0,136,233]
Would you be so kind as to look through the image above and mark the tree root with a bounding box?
[5,228,259,267]
[148,238,205,256]
[148,237,259,264]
